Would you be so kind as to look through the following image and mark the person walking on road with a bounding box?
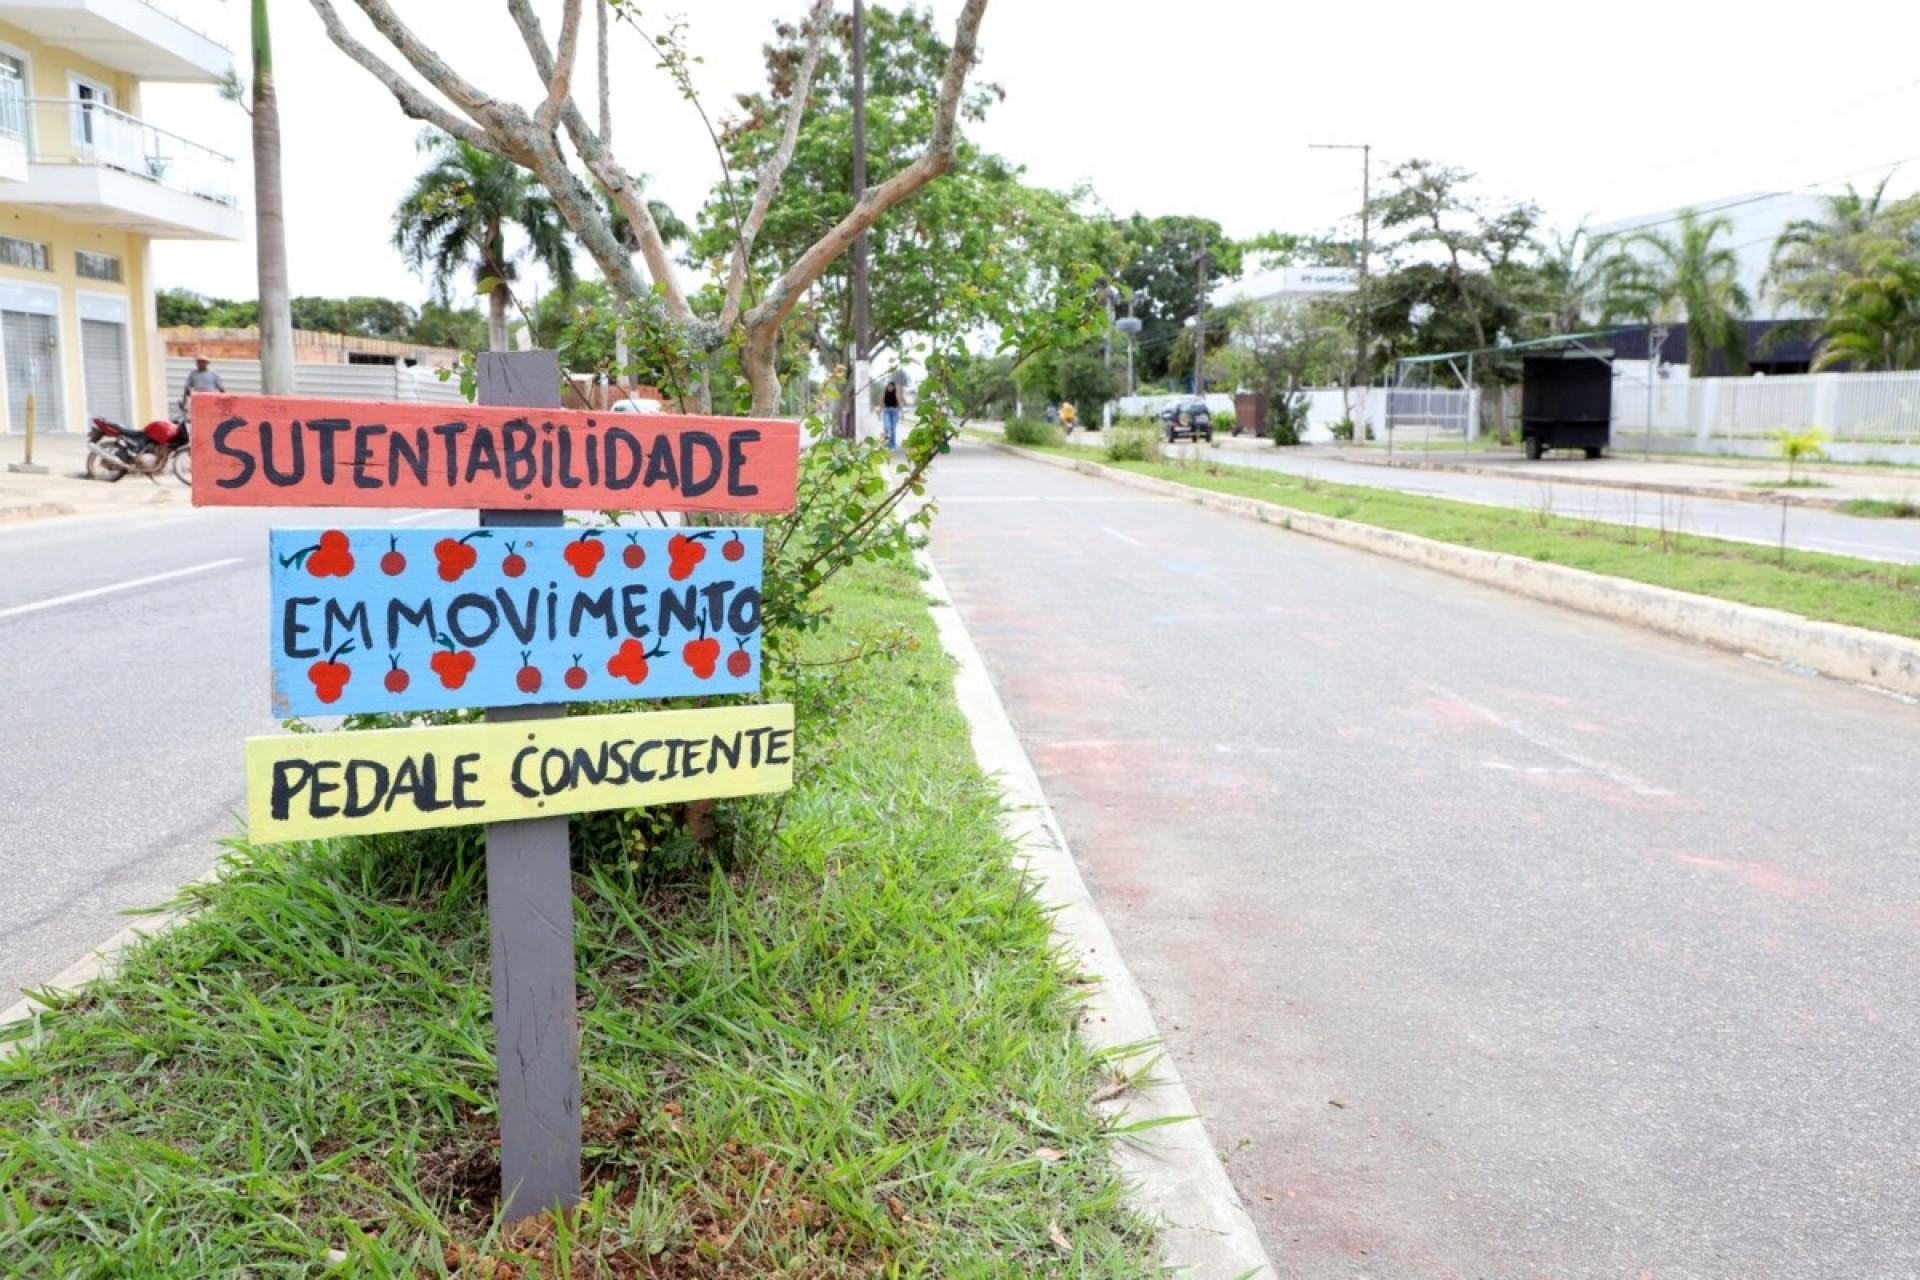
[881,380,902,449]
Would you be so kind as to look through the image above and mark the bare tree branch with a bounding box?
[718,0,832,333]
[505,0,692,321]
[595,0,611,141]
[741,0,989,414]
[305,0,489,147]
[536,0,583,131]
[311,0,507,127]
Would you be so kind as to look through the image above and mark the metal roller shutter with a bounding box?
[81,318,130,429]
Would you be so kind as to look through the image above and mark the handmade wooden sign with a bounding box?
[191,394,801,513]
[268,526,764,716]
[245,702,794,843]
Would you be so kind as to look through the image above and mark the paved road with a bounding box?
[0,502,431,1007]
[1163,443,1920,564]
[929,439,1920,1277]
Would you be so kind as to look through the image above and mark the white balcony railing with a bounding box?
[20,97,237,207]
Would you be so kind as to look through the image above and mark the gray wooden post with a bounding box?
[476,350,580,1220]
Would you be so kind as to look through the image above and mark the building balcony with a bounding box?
[2,97,241,239]
[2,0,232,84]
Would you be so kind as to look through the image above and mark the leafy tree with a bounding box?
[156,288,212,328]
[311,0,993,414]
[1766,178,1920,320]
[1118,214,1240,384]
[1600,209,1751,375]
[699,4,1052,386]
[1212,297,1350,414]
[1528,222,1611,336]
[288,296,419,339]
[409,301,489,352]
[1813,251,1920,371]
[1373,159,1540,355]
[392,129,577,351]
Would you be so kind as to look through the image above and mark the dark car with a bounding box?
[1159,398,1213,442]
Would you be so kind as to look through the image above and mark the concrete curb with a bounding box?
[998,443,1920,702]
[1331,452,1856,510]
[918,549,1276,1279]
[0,911,187,1058]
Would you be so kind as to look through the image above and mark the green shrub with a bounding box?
[1329,417,1355,442]
[1104,423,1160,462]
[1003,416,1062,447]
[1268,390,1309,446]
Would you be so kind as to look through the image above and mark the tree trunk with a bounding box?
[253,0,296,395]
[489,285,511,352]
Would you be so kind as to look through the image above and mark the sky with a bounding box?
[145,1,1920,310]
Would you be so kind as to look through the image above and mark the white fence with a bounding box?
[1611,365,1920,449]
[164,357,471,407]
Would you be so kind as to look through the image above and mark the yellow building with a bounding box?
[0,0,240,437]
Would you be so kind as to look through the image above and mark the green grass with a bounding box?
[1838,497,1920,519]
[1031,441,1920,641]
[0,561,1158,1277]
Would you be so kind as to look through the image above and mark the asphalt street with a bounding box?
[929,438,1920,1277]
[0,502,417,1007]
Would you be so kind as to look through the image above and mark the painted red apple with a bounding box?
[381,535,406,576]
[722,533,746,562]
[564,531,606,578]
[516,650,543,694]
[283,529,356,578]
[308,641,355,703]
[726,645,752,678]
[667,531,711,581]
[608,638,664,685]
[564,653,588,690]
[429,634,476,689]
[683,635,722,679]
[502,541,528,578]
[434,531,492,583]
[622,533,646,569]
[384,653,410,694]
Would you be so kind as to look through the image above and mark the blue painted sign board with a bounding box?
[269,525,764,717]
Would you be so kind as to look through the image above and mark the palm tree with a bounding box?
[1533,222,1610,335]
[251,0,293,394]
[392,131,575,352]
[1813,251,1920,371]
[1765,178,1919,318]
[1600,209,1751,375]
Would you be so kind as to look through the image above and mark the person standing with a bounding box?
[881,379,902,448]
[180,356,225,414]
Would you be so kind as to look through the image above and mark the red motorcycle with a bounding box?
[86,410,191,485]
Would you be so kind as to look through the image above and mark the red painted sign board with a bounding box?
[190,394,800,513]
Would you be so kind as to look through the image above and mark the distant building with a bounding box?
[1213,265,1358,309]
[1592,192,1828,374]
[0,1,242,434]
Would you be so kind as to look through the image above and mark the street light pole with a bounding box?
[1311,141,1371,439]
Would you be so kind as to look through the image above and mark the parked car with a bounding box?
[1159,398,1213,442]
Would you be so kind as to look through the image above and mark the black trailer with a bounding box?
[1520,347,1614,460]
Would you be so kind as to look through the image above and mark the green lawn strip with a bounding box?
[1031,442,1920,641]
[0,560,1157,1277]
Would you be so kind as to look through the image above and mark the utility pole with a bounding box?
[1311,142,1371,439]
[849,0,869,441]
[1193,235,1208,396]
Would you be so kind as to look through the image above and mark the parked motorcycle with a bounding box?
[86,409,191,485]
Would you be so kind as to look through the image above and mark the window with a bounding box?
[75,251,121,282]
[0,236,49,271]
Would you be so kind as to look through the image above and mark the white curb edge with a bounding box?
[918,548,1275,1278]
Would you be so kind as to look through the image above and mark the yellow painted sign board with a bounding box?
[246,703,794,843]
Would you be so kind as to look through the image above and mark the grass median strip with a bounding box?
[0,560,1159,1277]
[1044,442,1920,642]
